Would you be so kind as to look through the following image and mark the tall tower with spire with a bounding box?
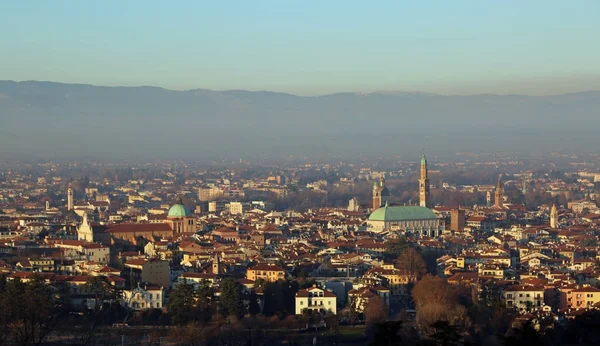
[212,254,223,275]
[419,153,430,208]
[372,176,390,210]
[67,184,74,211]
[550,204,558,228]
[494,176,504,209]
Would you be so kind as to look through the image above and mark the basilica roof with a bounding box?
[368,205,436,221]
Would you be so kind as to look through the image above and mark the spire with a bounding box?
[419,150,429,208]
[495,175,504,209]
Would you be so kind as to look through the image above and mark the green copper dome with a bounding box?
[369,205,436,221]
[168,199,192,218]
[421,154,427,165]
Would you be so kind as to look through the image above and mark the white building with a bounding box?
[295,286,337,315]
[122,283,165,310]
[51,240,110,263]
[227,202,243,215]
[77,213,94,242]
[504,285,545,312]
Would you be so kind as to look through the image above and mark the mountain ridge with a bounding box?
[1,80,599,160]
[3,80,599,98]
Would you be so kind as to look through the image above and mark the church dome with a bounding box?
[369,205,436,221]
[168,199,192,218]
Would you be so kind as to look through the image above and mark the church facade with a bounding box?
[78,199,196,246]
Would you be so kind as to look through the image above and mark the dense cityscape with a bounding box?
[3,1,600,345]
[1,151,600,345]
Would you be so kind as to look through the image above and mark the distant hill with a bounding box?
[1,80,599,160]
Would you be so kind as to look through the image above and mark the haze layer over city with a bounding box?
[2,2,600,346]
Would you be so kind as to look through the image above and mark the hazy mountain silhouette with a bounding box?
[1,80,599,160]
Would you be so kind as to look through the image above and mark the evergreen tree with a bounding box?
[220,278,244,318]
[167,281,197,325]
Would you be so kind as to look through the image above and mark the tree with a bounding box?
[384,237,408,259]
[6,277,57,346]
[364,296,388,326]
[369,321,404,346]
[168,281,197,325]
[0,276,10,345]
[396,248,427,280]
[431,320,461,346]
[169,322,209,346]
[84,276,119,313]
[500,320,541,346]
[411,275,470,337]
[412,275,456,309]
[262,280,299,316]
[324,313,340,338]
[220,278,244,318]
[247,291,260,315]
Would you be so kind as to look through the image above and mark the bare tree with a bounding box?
[6,278,59,346]
[411,275,470,337]
[411,275,456,309]
[364,296,389,326]
[396,247,427,280]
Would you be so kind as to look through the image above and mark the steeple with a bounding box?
[495,175,504,209]
[212,253,223,275]
[419,151,430,208]
[372,174,389,210]
[67,184,74,211]
[550,204,558,228]
[82,212,89,227]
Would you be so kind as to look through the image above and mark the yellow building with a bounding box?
[246,263,286,282]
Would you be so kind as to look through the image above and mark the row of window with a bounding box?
[299,300,332,306]
[506,293,542,299]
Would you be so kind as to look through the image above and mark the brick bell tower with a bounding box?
[419,152,430,208]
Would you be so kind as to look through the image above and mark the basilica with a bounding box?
[77,198,196,246]
[367,154,444,237]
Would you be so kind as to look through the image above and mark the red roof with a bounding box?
[125,259,149,266]
[248,263,285,272]
[296,287,336,298]
[106,223,172,233]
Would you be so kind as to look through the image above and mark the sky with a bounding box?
[1,1,599,95]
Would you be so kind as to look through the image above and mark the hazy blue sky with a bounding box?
[1,1,599,95]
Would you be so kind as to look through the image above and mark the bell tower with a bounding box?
[419,153,430,208]
[495,176,504,209]
[212,254,223,275]
[372,176,389,209]
[550,204,558,228]
[67,184,74,211]
[372,179,382,210]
